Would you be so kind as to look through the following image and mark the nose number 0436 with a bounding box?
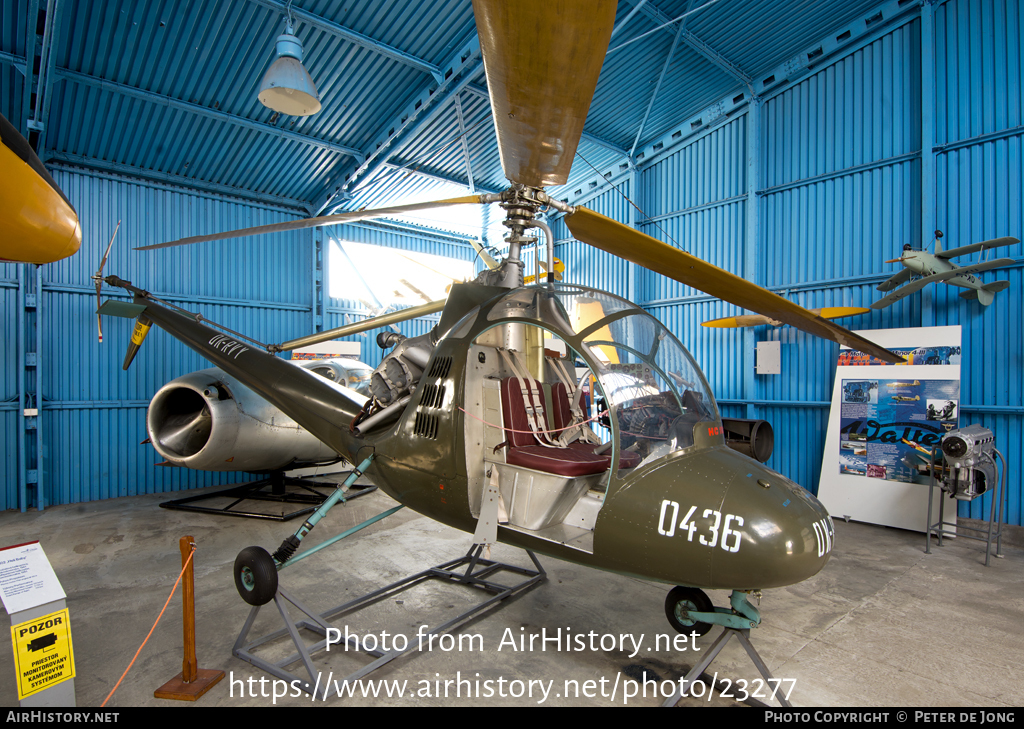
[657,500,744,553]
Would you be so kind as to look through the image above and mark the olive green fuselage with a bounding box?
[350,287,834,592]
[136,282,834,593]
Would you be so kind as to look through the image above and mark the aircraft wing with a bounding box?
[945,257,1017,277]
[876,268,913,292]
[870,275,933,308]
[936,236,1019,260]
[871,257,1016,309]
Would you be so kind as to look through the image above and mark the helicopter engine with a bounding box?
[369,329,439,406]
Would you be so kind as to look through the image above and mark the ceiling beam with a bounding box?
[27,0,63,151]
[0,50,26,76]
[452,93,476,193]
[381,161,501,196]
[53,67,365,162]
[630,24,685,159]
[245,0,443,82]
[622,0,751,88]
[679,29,753,89]
[342,43,484,196]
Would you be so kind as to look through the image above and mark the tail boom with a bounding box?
[107,284,365,457]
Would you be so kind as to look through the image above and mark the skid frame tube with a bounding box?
[233,544,546,701]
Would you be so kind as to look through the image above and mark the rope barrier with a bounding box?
[101,545,196,707]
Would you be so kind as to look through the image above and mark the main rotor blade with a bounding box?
[702,314,773,329]
[275,298,447,353]
[701,307,867,329]
[137,195,484,250]
[817,307,870,320]
[565,207,903,363]
[473,0,617,187]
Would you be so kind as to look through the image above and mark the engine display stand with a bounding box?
[661,627,793,708]
[232,545,546,700]
[159,470,376,521]
[924,448,1006,566]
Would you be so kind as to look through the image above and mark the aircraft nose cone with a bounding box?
[904,255,924,273]
[710,457,835,590]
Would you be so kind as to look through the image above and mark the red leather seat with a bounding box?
[499,378,640,476]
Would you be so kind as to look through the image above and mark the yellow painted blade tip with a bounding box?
[819,307,870,319]
[701,318,742,328]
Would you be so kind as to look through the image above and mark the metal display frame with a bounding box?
[925,447,1007,566]
[159,471,376,521]
[232,544,546,700]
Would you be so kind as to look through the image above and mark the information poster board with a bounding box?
[818,326,961,532]
[0,542,66,615]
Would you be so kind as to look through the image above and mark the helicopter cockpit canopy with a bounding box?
[477,284,720,473]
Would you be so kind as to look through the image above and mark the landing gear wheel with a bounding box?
[665,586,714,636]
[234,546,278,606]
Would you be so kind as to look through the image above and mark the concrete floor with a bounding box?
[1,475,1021,708]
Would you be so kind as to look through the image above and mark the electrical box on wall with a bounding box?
[756,341,781,375]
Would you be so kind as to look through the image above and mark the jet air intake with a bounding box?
[147,369,339,472]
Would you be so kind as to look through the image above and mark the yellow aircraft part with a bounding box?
[817,306,870,320]
[572,299,620,364]
[0,123,81,264]
[523,257,566,285]
[701,314,772,328]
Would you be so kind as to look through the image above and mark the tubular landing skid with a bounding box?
[233,544,546,701]
[231,455,546,701]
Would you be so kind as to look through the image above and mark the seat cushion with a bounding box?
[500,377,642,476]
[507,444,611,477]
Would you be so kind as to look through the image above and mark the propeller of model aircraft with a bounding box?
[134,0,901,364]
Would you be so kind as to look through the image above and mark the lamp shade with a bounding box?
[258,31,321,116]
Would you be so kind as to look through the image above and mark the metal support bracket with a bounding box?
[233,545,546,701]
[661,627,793,708]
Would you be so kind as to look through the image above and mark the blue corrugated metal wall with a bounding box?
[5,0,1021,529]
[556,0,1023,526]
[0,167,472,511]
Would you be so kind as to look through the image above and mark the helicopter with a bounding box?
[0,111,82,264]
[871,230,1019,309]
[98,0,903,641]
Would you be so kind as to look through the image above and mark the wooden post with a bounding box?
[154,536,225,701]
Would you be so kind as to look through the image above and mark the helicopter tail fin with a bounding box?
[96,300,152,370]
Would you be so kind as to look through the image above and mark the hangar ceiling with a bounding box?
[2,0,893,218]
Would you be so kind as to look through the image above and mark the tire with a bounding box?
[234,546,278,606]
[664,586,714,636]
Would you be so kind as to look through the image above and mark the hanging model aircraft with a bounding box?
[97,0,904,642]
[702,306,868,329]
[871,230,1019,309]
[0,112,82,264]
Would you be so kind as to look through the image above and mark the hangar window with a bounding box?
[327,239,474,308]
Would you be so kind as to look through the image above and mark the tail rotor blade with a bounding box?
[93,220,121,343]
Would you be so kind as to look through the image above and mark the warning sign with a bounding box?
[11,608,75,700]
